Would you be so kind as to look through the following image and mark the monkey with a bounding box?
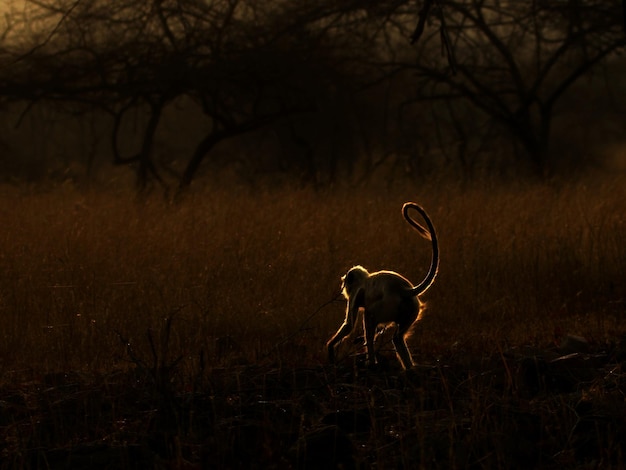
[327,202,439,370]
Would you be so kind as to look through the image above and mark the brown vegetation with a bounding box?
[0,1,624,467]
[1,175,625,467]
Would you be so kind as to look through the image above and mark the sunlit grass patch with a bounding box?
[0,175,624,377]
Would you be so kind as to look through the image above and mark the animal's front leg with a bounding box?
[327,321,352,363]
[363,310,377,368]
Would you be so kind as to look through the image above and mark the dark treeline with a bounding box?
[0,0,624,189]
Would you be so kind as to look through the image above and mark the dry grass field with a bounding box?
[1,174,625,468]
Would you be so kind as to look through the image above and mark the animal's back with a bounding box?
[365,271,419,324]
[370,270,414,293]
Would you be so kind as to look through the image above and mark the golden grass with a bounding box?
[0,175,624,378]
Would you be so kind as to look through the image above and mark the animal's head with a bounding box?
[341,265,369,298]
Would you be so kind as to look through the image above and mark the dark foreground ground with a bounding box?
[2,337,626,469]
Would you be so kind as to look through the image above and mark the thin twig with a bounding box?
[262,289,344,359]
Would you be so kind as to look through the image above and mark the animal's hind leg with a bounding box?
[392,326,414,370]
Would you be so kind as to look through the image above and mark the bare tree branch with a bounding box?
[6,0,83,68]
[410,0,435,44]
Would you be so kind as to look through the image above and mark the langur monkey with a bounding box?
[327,202,439,370]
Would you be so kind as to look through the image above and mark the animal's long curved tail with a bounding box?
[402,202,439,296]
